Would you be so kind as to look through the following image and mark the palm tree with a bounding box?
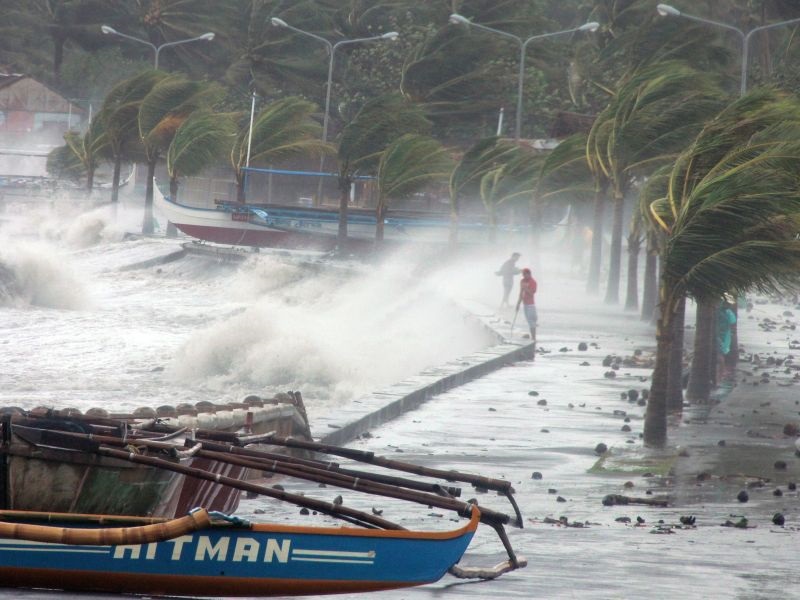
[374,134,452,242]
[98,70,164,204]
[229,96,330,203]
[166,110,235,201]
[586,61,724,304]
[336,93,429,246]
[448,137,516,248]
[479,145,542,243]
[536,133,595,273]
[138,74,221,233]
[643,103,800,447]
[56,116,107,192]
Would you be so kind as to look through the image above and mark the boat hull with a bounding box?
[0,510,479,597]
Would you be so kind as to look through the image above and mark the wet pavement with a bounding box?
[4,273,800,599]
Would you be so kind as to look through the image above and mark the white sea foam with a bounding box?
[0,240,89,309]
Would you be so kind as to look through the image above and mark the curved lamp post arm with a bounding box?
[102,26,214,70]
[101,25,157,59]
[154,33,215,69]
[450,14,598,140]
[270,18,332,52]
[657,4,800,95]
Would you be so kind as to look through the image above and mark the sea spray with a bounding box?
[169,251,496,409]
[0,241,88,309]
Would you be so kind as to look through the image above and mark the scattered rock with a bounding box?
[537,399,547,406]
[774,460,788,470]
[627,389,639,402]
[621,424,632,432]
[737,490,749,503]
[559,347,569,352]
[541,428,550,433]
[789,482,797,491]
[272,484,285,491]
[773,488,783,497]
[773,513,786,526]
[615,516,631,523]
[333,495,343,506]
[531,471,543,480]
[528,391,539,396]
[595,443,609,455]
[300,508,310,515]
[372,507,383,515]
[488,407,496,412]
[556,496,567,503]
[679,515,696,526]
[578,342,588,351]
[580,361,590,366]
[604,371,617,379]
[718,440,727,447]
[623,481,634,489]
[548,488,558,494]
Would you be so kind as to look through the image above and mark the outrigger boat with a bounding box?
[0,424,526,596]
[153,183,513,252]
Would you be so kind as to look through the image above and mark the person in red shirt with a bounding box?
[515,268,538,350]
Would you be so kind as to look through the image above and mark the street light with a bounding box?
[656,4,800,95]
[449,14,599,140]
[270,18,399,146]
[270,18,399,212]
[101,26,215,70]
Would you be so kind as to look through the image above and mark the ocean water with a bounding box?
[0,199,498,421]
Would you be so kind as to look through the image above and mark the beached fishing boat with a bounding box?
[154,183,510,251]
[0,423,526,596]
[0,394,312,518]
[0,506,488,597]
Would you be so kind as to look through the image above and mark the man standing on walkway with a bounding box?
[516,267,538,353]
[496,252,521,308]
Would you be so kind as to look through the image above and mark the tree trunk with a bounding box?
[375,203,385,242]
[236,179,245,202]
[53,36,65,82]
[728,304,739,368]
[86,165,94,195]
[587,184,605,293]
[644,292,676,447]
[169,176,179,201]
[338,178,350,247]
[111,156,122,204]
[624,233,641,311]
[604,188,624,304]
[142,159,157,235]
[165,176,179,237]
[685,299,717,403]
[449,203,459,249]
[641,231,658,321]
[666,296,686,414]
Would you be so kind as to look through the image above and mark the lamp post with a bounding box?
[270,18,398,148]
[656,4,800,96]
[449,14,599,141]
[101,26,215,70]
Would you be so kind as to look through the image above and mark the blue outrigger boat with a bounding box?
[0,506,482,596]
[0,424,526,597]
